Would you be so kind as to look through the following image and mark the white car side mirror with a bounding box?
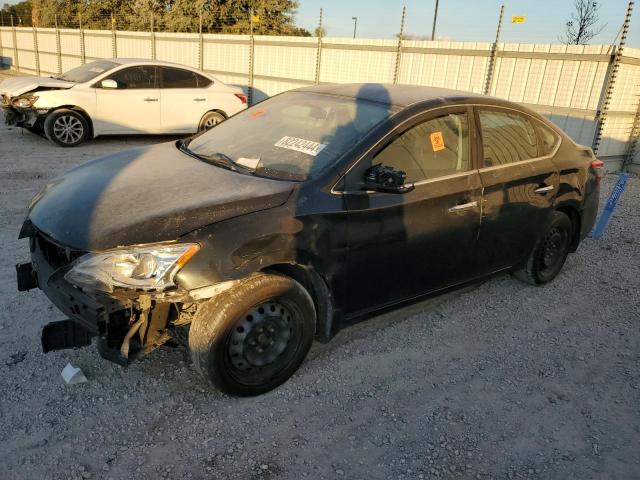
[100,79,118,89]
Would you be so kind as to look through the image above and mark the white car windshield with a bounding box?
[186,92,398,181]
[54,60,121,83]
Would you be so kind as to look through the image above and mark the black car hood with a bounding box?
[24,142,294,251]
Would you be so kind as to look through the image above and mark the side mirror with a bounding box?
[100,79,118,89]
[363,164,414,194]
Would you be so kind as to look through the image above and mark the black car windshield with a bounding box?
[186,92,398,180]
[54,60,121,83]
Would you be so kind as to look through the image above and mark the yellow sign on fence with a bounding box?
[511,15,526,23]
[251,15,260,23]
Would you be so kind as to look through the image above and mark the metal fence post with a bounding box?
[483,4,504,95]
[593,0,634,156]
[54,15,62,74]
[79,13,86,64]
[198,10,203,70]
[11,15,18,72]
[111,13,117,58]
[393,6,406,85]
[624,99,640,169]
[314,8,323,85]
[150,15,156,60]
[32,22,40,75]
[248,9,255,106]
[0,17,4,66]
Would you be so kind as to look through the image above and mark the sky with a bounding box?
[2,0,638,47]
[294,0,639,47]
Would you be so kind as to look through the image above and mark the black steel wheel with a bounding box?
[44,108,89,147]
[515,211,572,285]
[198,111,226,132]
[188,273,315,396]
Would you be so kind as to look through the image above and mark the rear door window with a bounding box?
[478,110,539,167]
[161,67,199,88]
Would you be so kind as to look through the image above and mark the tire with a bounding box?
[44,109,89,147]
[188,273,316,396]
[198,111,226,132]
[514,211,573,285]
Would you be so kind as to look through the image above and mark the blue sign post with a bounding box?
[592,174,628,240]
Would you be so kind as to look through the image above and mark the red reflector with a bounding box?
[234,93,247,104]
[591,159,605,183]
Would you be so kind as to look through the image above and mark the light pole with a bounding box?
[431,0,439,40]
[352,16,358,38]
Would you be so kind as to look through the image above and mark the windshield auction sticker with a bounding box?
[275,136,327,156]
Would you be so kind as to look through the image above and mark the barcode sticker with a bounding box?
[274,136,327,156]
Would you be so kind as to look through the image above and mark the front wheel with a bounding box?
[514,211,573,285]
[44,109,89,147]
[188,273,316,396]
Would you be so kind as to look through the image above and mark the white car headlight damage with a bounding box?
[12,95,39,108]
[64,243,199,293]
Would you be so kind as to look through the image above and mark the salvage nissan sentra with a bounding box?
[17,84,603,395]
[0,58,246,147]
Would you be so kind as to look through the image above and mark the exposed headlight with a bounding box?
[64,243,199,293]
[12,95,38,108]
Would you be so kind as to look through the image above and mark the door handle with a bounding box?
[534,185,554,194]
[448,201,478,213]
[144,98,158,102]
[193,98,206,102]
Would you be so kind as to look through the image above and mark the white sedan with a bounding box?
[0,58,248,147]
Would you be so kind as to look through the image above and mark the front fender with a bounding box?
[175,204,305,290]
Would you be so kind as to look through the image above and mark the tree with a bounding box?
[30,0,311,34]
[560,0,606,45]
[1,1,33,26]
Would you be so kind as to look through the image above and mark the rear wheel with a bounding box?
[188,273,315,396]
[514,211,573,285]
[198,111,226,132]
[44,109,89,147]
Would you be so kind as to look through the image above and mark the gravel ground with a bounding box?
[1,71,640,480]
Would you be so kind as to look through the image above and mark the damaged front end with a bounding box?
[18,229,237,365]
[1,95,45,129]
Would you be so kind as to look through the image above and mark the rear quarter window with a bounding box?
[536,122,561,156]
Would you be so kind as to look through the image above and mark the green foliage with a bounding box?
[27,0,310,35]
[1,1,33,26]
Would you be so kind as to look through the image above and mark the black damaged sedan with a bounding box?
[17,84,603,395]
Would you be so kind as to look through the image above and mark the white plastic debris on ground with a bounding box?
[61,363,88,385]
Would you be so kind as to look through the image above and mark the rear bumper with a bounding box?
[580,182,600,240]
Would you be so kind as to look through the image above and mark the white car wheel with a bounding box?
[198,111,226,132]
[44,109,89,147]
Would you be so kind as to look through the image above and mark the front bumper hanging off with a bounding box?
[17,262,97,352]
[17,232,200,365]
[1,105,42,128]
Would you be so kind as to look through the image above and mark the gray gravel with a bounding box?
[1,71,640,479]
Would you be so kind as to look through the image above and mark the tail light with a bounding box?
[234,93,247,104]
[591,159,605,184]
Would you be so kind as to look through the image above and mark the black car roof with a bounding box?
[295,83,487,108]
